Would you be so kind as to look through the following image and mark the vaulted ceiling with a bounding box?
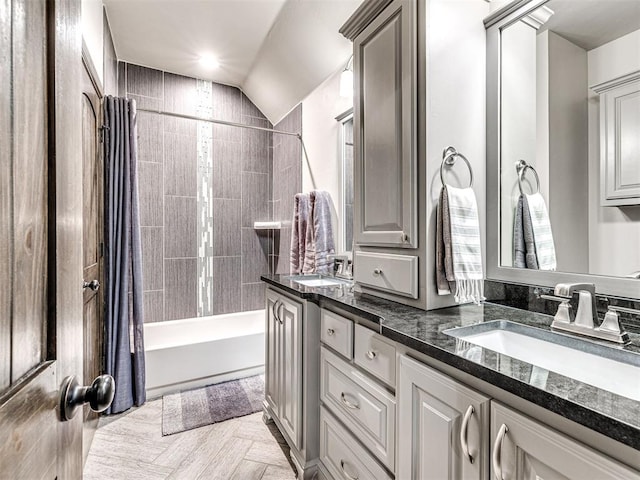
[103,0,363,123]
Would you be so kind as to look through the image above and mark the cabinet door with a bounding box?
[279,295,303,449]
[353,0,416,247]
[490,402,639,480]
[265,290,280,413]
[398,356,490,480]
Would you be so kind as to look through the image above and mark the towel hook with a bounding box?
[440,146,473,188]
[516,159,540,195]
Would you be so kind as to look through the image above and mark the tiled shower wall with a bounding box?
[271,105,303,274]
[120,62,274,322]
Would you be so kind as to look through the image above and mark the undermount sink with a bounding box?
[444,320,640,401]
[287,275,350,288]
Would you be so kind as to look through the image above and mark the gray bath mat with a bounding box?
[162,374,264,436]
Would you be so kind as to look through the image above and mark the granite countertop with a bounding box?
[261,274,640,450]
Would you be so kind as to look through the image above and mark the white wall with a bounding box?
[587,29,640,277]
[82,0,104,83]
[301,66,353,253]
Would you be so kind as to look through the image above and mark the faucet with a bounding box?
[541,283,630,344]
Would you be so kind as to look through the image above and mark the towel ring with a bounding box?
[516,159,540,195]
[440,146,473,188]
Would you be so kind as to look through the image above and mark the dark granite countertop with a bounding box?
[261,274,640,450]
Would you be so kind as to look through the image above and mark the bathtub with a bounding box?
[144,309,265,398]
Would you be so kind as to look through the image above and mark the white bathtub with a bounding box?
[144,309,265,398]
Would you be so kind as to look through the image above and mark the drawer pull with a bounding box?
[340,392,360,410]
[492,423,508,480]
[327,328,335,336]
[373,268,383,276]
[460,405,474,464]
[365,350,377,360]
[340,460,359,480]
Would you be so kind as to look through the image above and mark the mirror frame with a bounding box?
[336,107,354,254]
[485,0,640,299]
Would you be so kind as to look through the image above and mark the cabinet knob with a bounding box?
[401,232,409,242]
[373,268,382,276]
[340,460,359,480]
[327,328,335,336]
[365,350,377,360]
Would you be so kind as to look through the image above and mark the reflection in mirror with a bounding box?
[499,0,640,278]
[341,114,354,252]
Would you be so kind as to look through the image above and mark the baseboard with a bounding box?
[146,365,265,399]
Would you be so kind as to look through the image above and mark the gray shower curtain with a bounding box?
[104,96,146,413]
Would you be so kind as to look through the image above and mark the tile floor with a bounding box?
[83,399,297,479]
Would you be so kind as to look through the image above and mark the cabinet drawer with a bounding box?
[354,324,396,387]
[321,347,396,471]
[320,407,393,480]
[321,309,353,359]
[354,251,418,298]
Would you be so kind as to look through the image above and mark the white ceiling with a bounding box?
[104,0,362,123]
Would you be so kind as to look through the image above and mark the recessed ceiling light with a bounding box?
[199,55,219,69]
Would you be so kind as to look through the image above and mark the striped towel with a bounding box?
[290,193,310,275]
[436,186,485,304]
[525,192,556,271]
[302,190,335,275]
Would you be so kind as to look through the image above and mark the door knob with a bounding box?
[83,279,100,291]
[59,374,115,421]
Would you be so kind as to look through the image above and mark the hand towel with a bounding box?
[436,185,485,304]
[525,192,556,271]
[290,193,310,275]
[302,190,335,275]
[513,194,539,269]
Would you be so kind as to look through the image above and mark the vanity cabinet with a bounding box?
[490,402,639,480]
[264,287,321,479]
[343,0,417,248]
[398,355,491,480]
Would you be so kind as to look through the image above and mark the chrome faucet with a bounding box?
[541,283,630,344]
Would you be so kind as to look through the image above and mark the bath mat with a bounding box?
[161,374,264,436]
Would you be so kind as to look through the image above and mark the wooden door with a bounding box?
[398,356,490,480]
[81,58,104,462]
[279,296,302,449]
[0,0,84,478]
[353,0,416,247]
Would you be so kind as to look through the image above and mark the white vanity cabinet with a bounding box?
[341,0,417,248]
[264,287,321,479]
[398,355,491,480]
[490,402,640,480]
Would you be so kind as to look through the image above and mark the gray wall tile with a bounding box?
[212,257,242,314]
[164,116,197,136]
[138,161,163,227]
[214,123,241,143]
[165,196,197,257]
[275,227,292,274]
[212,140,242,199]
[213,199,241,256]
[141,227,163,291]
[164,72,197,116]
[242,228,271,283]
[165,258,198,320]
[242,93,266,119]
[103,13,118,97]
[117,61,126,97]
[164,132,197,196]
[143,290,164,323]
[242,172,270,227]
[127,64,163,99]
[137,112,163,164]
[242,116,272,174]
[242,283,266,311]
[129,94,161,111]
[212,83,241,122]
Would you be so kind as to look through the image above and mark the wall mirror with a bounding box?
[337,109,354,253]
[486,0,640,299]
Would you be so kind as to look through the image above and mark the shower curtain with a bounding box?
[103,96,146,413]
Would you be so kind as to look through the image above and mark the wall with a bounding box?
[272,105,303,274]
[587,29,640,277]
[82,0,103,84]
[301,66,353,253]
[425,0,490,309]
[121,63,273,321]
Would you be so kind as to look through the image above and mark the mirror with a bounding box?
[486,0,640,298]
[338,109,354,253]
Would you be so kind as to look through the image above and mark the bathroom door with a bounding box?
[0,0,85,478]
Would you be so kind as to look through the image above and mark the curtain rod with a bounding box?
[136,106,317,189]
[136,107,301,137]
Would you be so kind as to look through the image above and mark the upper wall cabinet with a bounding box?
[341,0,417,248]
[592,71,640,207]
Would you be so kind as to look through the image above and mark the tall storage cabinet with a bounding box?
[264,287,321,479]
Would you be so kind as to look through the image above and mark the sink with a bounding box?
[443,320,640,401]
[286,275,350,287]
